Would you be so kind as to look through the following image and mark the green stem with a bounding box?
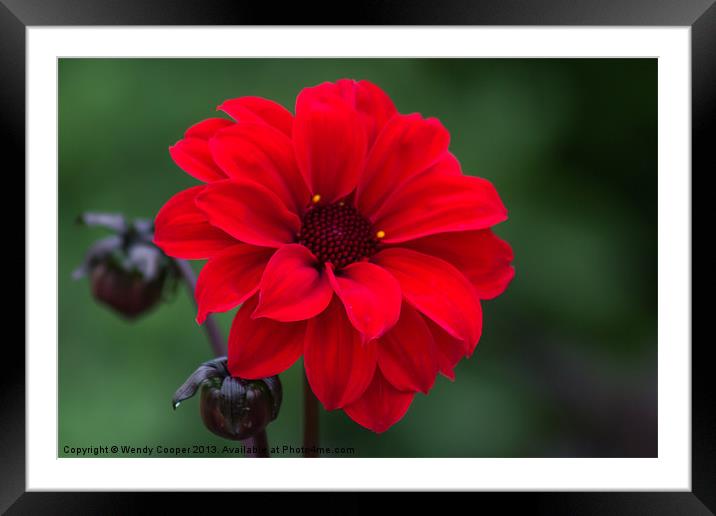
[174,258,268,458]
[303,371,319,457]
[173,258,226,357]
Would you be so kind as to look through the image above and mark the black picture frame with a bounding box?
[4,0,709,512]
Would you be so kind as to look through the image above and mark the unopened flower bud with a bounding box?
[73,213,175,319]
[172,357,282,441]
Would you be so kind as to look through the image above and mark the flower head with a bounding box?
[155,80,514,432]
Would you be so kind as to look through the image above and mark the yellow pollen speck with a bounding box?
[376,230,386,239]
[311,194,321,204]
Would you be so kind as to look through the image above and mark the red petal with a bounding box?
[209,122,309,215]
[218,96,293,137]
[402,229,514,299]
[293,86,367,203]
[253,244,333,322]
[153,186,237,259]
[195,179,300,248]
[431,152,462,176]
[326,262,401,340]
[195,244,274,324]
[423,315,466,380]
[355,113,450,217]
[378,303,438,393]
[185,118,235,139]
[169,118,233,182]
[351,80,398,146]
[343,369,414,433]
[228,296,306,379]
[305,79,397,146]
[371,171,508,244]
[372,248,483,348]
[169,139,226,183]
[304,298,378,410]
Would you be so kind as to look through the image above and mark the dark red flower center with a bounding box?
[298,201,381,269]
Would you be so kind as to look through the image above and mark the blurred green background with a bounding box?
[59,58,657,458]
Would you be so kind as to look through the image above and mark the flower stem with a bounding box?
[173,257,268,458]
[303,371,319,457]
[252,428,270,458]
[173,258,226,357]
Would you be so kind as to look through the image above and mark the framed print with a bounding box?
[4,0,710,511]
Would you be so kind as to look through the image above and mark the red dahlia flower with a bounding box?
[154,79,514,433]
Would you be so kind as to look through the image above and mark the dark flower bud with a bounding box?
[73,213,176,319]
[172,357,282,441]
